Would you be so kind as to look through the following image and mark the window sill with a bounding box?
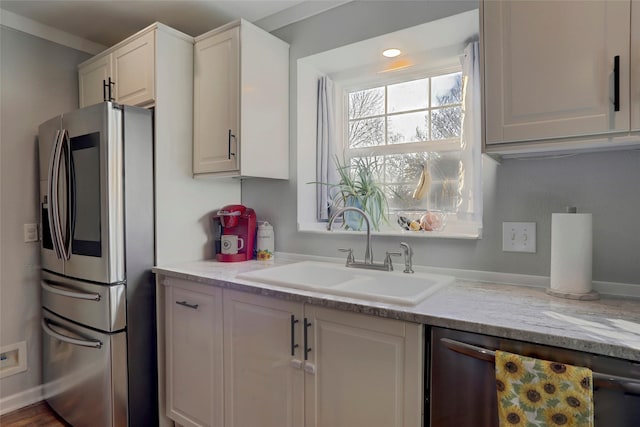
[298,221,482,240]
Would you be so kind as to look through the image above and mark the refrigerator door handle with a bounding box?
[49,129,64,260]
[60,129,73,261]
[47,129,62,259]
[41,318,103,349]
[41,281,101,301]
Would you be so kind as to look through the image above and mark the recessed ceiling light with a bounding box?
[382,48,402,58]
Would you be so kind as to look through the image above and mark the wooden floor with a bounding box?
[0,401,69,427]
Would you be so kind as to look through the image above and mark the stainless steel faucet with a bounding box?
[400,242,414,274]
[327,207,373,263]
[327,207,400,271]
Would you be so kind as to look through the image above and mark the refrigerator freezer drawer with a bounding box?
[41,271,126,332]
[42,309,127,427]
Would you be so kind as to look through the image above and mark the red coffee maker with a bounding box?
[213,204,257,262]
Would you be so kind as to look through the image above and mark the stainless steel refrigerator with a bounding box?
[38,102,156,426]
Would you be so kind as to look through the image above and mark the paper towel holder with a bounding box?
[546,206,600,301]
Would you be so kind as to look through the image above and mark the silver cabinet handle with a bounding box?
[41,281,101,301]
[176,300,199,310]
[441,338,640,393]
[41,319,102,349]
[228,129,236,159]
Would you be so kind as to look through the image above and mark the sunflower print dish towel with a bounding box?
[495,350,593,427]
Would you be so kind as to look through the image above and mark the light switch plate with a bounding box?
[23,223,38,242]
[502,222,536,253]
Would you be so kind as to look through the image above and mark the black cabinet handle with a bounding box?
[228,129,236,159]
[304,318,312,360]
[613,55,620,112]
[290,315,299,356]
[176,300,199,310]
[103,77,115,102]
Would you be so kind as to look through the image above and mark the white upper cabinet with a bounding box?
[78,55,111,108]
[112,30,155,106]
[632,0,640,131]
[193,19,290,179]
[483,0,633,148]
[193,27,240,175]
[79,26,156,108]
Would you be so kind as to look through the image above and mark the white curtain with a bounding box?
[459,41,482,223]
[316,76,337,221]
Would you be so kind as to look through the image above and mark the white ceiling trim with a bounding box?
[0,9,106,55]
[255,0,350,32]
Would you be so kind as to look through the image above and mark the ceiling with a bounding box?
[0,0,346,48]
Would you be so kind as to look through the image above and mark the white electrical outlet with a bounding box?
[0,341,27,379]
[502,222,536,253]
[23,223,39,242]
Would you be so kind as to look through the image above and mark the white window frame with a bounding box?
[341,66,464,211]
[323,64,480,237]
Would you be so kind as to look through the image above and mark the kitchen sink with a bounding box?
[236,261,454,306]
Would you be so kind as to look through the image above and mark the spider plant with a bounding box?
[329,155,389,231]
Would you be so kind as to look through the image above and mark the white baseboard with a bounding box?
[0,385,43,415]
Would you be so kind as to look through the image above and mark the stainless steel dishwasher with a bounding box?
[429,327,640,427]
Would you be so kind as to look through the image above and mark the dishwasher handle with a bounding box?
[441,338,640,395]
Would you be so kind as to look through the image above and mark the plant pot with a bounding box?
[343,196,381,231]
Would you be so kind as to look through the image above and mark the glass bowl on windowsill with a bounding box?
[396,210,447,232]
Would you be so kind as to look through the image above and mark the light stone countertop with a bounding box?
[153,258,640,362]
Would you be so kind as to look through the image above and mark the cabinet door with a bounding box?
[78,55,111,108]
[165,280,223,427]
[304,306,423,427]
[223,290,304,427]
[193,27,240,174]
[632,0,640,131]
[112,30,155,107]
[484,0,631,144]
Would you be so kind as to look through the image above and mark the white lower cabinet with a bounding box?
[161,277,424,427]
[223,290,304,427]
[165,279,224,427]
[304,305,424,427]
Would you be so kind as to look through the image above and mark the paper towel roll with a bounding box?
[549,213,595,297]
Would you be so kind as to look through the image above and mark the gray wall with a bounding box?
[242,1,640,286]
[0,26,90,400]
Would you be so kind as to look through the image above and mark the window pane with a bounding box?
[387,78,428,113]
[349,87,384,119]
[349,156,384,182]
[431,107,462,140]
[431,72,462,107]
[384,153,429,184]
[388,112,429,144]
[427,154,462,212]
[384,153,462,212]
[385,184,424,211]
[348,117,384,148]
